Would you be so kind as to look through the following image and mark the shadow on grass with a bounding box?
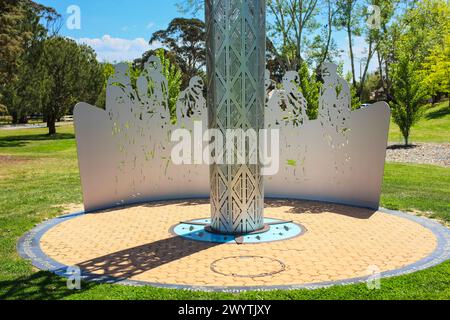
[0,133,75,148]
[426,106,450,120]
[0,271,97,300]
[387,144,417,150]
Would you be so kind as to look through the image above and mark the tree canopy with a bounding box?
[149,18,205,87]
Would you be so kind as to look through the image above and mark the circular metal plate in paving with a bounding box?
[172,218,305,244]
[17,199,450,291]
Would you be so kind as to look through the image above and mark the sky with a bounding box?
[36,0,376,75]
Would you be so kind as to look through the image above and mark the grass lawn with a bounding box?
[389,101,450,144]
[0,124,449,300]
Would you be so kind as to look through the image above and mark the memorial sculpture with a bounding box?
[74,0,390,236]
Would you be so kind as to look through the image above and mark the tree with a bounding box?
[176,0,204,15]
[384,0,450,145]
[306,0,340,70]
[360,71,382,103]
[0,0,58,84]
[380,0,449,102]
[75,45,104,114]
[0,0,59,123]
[154,49,183,122]
[267,0,320,70]
[298,61,321,119]
[0,96,7,115]
[356,0,396,100]
[390,54,428,146]
[149,18,205,87]
[131,49,182,122]
[420,34,450,106]
[344,71,362,110]
[96,63,116,109]
[364,0,398,102]
[39,37,103,134]
[334,0,363,88]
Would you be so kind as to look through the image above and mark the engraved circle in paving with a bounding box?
[19,199,450,291]
[210,256,286,278]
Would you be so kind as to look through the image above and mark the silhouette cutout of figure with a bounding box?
[176,76,206,125]
[265,69,281,128]
[266,70,309,127]
[282,71,309,126]
[147,56,169,115]
[319,62,351,149]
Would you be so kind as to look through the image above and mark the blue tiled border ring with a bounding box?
[17,205,450,292]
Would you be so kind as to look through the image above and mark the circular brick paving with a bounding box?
[18,199,450,291]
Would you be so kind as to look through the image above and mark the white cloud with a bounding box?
[76,35,162,63]
[146,22,155,30]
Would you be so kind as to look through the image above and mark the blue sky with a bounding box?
[37,0,186,62]
[37,0,375,75]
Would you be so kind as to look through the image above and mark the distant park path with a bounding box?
[0,122,72,131]
[0,124,47,130]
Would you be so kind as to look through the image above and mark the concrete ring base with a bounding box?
[17,199,450,292]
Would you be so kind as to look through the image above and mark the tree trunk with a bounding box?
[319,1,333,68]
[18,115,28,124]
[11,111,18,124]
[384,59,392,101]
[358,41,374,100]
[47,116,56,135]
[347,24,357,88]
[377,50,387,96]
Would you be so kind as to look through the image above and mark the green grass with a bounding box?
[382,163,450,221]
[0,124,449,300]
[389,100,450,144]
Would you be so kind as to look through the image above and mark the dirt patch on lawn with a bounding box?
[52,203,84,214]
[0,155,32,165]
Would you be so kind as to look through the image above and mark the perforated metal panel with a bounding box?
[206,0,266,234]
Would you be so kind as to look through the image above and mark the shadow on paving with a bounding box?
[265,199,377,220]
[77,235,221,282]
[1,235,222,299]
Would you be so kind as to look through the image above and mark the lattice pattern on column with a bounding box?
[206,0,265,234]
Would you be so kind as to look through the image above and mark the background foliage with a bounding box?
[0,0,448,141]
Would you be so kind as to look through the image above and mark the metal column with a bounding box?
[206,0,266,234]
